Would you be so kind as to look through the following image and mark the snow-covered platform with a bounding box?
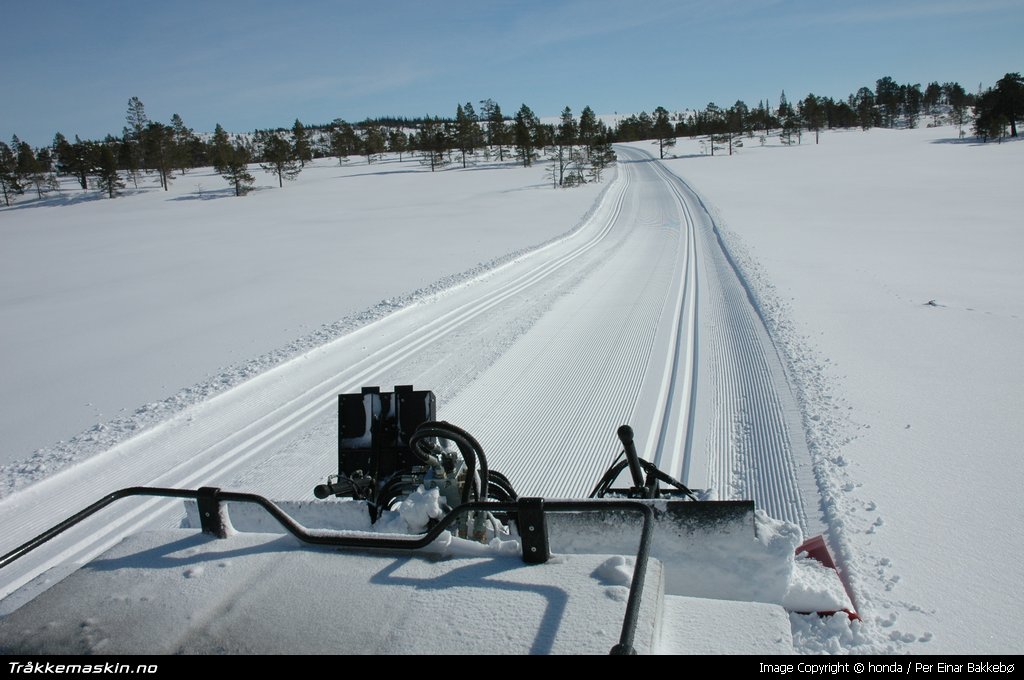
[0,528,794,654]
[0,530,663,654]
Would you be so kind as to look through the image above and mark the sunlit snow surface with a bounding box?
[0,125,1020,653]
[0,157,605,472]
[645,126,1023,653]
[0,502,828,654]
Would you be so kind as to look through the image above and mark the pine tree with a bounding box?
[256,130,301,186]
[800,94,825,143]
[875,77,901,128]
[513,104,539,167]
[923,82,942,115]
[730,101,749,134]
[554,106,579,185]
[652,106,676,158]
[557,107,577,147]
[219,144,255,196]
[292,119,312,166]
[578,106,599,159]
[973,87,1006,141]
[330,120,359,163]
[534,122,555,150]
[0,141,21,206]
[362,123,386,164]
[143,122,176,190]
[126,96,148,138]
[454,103,482,168]
[118,135,140,188]
[54,135,96,190]
[480,99,509,161]
[972,75,1022,142]
[699,103,725,154]
[546,145,586,188]
[13,137,39,194]
[748,101,765,136]
[588,138,617,182]
[388,128,409,161]
[32,147,59,197]
[854,87,877,130]
[904,84,923,129]
[616,114,645,141]
[417,116,448,171]
[94,144,125,198]
[211,124,233,174]
[777,91,799,144]
[944,82,969,136]
[170,114,196,173]
[994,73,1023,137]
[125,96,149,171]
[823,97,852,129]
[726,101,749,153]
[639,111,655,139]
[52,132,70,165]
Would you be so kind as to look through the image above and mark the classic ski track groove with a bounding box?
[651,158,820,534]
[0,146,822,603]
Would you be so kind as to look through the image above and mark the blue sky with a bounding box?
[3,0,1022,146]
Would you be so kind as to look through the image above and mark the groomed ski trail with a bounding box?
[0,146,823,604]
[444,147,823,541]
[0,163,631,601]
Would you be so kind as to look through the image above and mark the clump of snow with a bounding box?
[548,504,835,611]
[784,557,852,612]
[397,485,444,533]
[593,555,634,588]
[658,509,803,605]
[755,509,804,556]
[790,611,874,654]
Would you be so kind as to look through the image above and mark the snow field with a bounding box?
[2,124,1017,654]
[650,126,1024,653]
[0,154,605,484]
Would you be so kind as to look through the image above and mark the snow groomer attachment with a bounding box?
[0,384,856,655]
[304,387,831,607]
[309,384,855,625]
[314,385,517,527]
[311,386,753,556]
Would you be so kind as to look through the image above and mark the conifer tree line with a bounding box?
[1,71,1020,206]
[0,97,619,203]
[616,74,1019,158]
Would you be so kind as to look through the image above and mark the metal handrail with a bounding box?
[0,486,654,654]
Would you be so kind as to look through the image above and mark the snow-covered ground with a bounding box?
[2,145,812,617]
[0,155,604,483]
[646,125,1023,653]
[1,125,1020,654]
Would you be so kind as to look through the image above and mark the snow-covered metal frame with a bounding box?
[0,487,659,654]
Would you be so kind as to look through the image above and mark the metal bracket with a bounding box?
[517,497,549,564]
[197,486,228,538]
